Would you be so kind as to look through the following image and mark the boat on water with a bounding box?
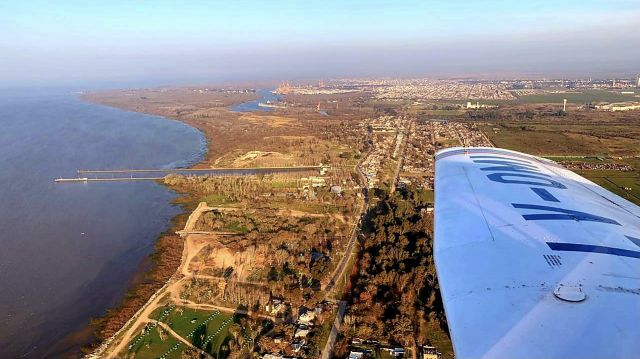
[257,100,286,109]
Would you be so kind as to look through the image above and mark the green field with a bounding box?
[124,324,182,359]
[481,126,604,156]
[164,306,234,356]
[224,220,250,234]
[578,170,640,205]
[544,156,608,163]
[516,90,637,104]
[479,123,640,157]
[414,188,434,203]
[126,305,236,358]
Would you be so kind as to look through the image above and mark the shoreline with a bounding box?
[82,195,195,353]
[72,87,267,356]
[75,87,343,357]
[65,97,214,357]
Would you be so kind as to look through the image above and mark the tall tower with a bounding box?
[636,74,640,88]
[563,99,567,112]
[277,80,292,94]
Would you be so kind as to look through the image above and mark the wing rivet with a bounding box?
[554,284,586,302]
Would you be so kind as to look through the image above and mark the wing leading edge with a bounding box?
[434,147,640,359]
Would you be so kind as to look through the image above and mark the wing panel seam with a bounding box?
[462,165,496,242]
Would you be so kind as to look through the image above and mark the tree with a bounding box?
[182,348,203,359]
[345,186,452,353]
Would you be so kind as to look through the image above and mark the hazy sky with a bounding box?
[1,0,639,88]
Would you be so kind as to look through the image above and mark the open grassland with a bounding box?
[480,124,605,156]
[577,170,640,205]
[545,156,609,163]
[479,122,640,157]
[516,90,637,104]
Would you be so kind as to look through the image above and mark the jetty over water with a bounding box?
[54,177,163,183]
[55,165,325,183]
[76,165,321,174]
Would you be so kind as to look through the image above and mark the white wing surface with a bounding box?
[434,147,640,359]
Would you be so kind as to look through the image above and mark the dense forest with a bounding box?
[336,188,452,358]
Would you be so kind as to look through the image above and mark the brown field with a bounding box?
[479,120,640,158]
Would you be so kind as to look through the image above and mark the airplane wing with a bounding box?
[434,147,640,359]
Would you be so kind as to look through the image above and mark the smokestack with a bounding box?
[563,99,567,112]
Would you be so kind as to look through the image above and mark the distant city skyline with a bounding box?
[1,0,639,89]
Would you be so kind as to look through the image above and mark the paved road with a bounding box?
[320,155,369,358]
[322,215,361,294]
[390,128,407,193]
[323,164,368,295]
[320,301,347,359]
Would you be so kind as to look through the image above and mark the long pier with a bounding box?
[55,165,325,183]
[76,165,321,174]
[54,177,164,182]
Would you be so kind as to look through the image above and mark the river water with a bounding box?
[0,91,205,357]
[230,88,280,112]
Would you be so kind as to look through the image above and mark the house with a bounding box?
[292,339,305,353]
[294,327,310,338]
[384,348,405,358]
[265,299,284,315]
[398,178,411,188]
[392,348,405,357]
[298,311,316,325]
[311,176,327,187]
[422,345,440,359]
[348,351,364,359]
